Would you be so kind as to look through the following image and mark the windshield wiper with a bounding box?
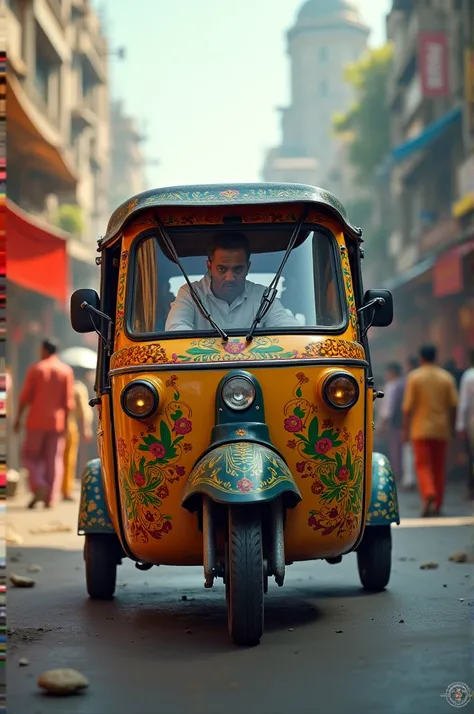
[154,216,228,341]
[246,206,309,342]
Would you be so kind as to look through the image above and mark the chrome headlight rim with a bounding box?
[120,379,159,420]
[322,371,360,410]
[221,374,256,412]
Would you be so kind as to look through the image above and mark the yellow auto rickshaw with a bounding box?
[71,182,399,647]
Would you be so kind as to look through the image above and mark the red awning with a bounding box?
[5,201,70,304]
[433,239,474,298]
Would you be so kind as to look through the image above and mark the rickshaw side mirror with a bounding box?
[363,289,393,328]
[71,289,100,333]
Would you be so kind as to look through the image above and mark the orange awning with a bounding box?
[5,201,70,305]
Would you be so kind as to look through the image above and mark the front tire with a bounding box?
[84,534,118,600]
[357,525,392,591]
[226,507,264,647]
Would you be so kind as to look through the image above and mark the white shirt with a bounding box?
[456,367,474,433]
[165,273,300,332]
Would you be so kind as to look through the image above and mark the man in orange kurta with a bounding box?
[402,345,458,517]
[14,338,75,508]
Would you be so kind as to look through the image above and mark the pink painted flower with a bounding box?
[171,353,179,363]
[296,372,309,384]
[149,442,166,459]
[223,341,246,355]
[150,530,163,540]
[315,438,332,455]
[287,439,297,449]
[337,466,350,481]
[356,430,364,452]
[157,485,169,499]
[322,419,334,429]
[162,520,172,533]
[174,417,192,435]
[237,477,253,493]
[134,472,145,487]
[117,438,127,458]
[308,514,318,528]
[296,461,306,473]
[284,415,303,433]
[144,510,155,522]
[311,480,324,495]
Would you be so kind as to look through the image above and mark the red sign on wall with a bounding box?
[418,32,449,97]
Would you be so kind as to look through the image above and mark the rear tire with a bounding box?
[357,525,392,591]
[85,534,118,600]
[226,507,264,647]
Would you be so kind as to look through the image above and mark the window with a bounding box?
[129,227,345,337]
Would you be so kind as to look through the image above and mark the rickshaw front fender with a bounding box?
[78,458,116,535]
[182,441,302,511]
[366,452,400,526]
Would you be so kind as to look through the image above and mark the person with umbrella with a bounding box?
[59,347,95,501]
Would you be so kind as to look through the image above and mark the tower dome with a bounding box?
[297,0,361,25]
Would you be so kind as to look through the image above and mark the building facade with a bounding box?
[109,99,146,212]
[369,0,474,369]
[262,0,369,199]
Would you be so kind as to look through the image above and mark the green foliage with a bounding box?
[333,44,394,186]
[53,204,84,236]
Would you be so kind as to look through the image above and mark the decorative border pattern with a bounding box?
[102,183,360,245]
[114,247,128,344]
[340,248,358,342]
[110,337,366,370]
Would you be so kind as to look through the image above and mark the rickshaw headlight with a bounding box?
[222,376,256,412]
[121,381,159,420]
[323,373,359,410]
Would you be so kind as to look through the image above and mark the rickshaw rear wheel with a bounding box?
[226,507,264,647]
[85,534,118,600]
[357,525,392,591]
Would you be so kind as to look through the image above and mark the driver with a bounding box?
[165,232,300,332]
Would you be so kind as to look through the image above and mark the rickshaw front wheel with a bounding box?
[84,534,118,600]
[357,525,392,591]
[226,506,264,647]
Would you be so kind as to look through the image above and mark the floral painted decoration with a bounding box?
[116,377,192,543]
[284,374,364,538]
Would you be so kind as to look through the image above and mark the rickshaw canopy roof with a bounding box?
[99,182,362,249]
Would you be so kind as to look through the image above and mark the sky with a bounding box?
[93,0,391,191]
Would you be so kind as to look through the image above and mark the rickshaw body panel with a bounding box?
[109,359,370,565]
[78,458,115,534]
[366,452,400,526]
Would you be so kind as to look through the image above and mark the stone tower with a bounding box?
[263,0,369,191]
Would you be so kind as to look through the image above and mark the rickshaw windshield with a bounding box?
[128,226,346,337]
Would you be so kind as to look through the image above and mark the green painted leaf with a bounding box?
[319,471,334,488]
[142,434,158,445]
[293,406,305,419]
[170,410,183,422]
[314,453,336,463]
[250,345,282,354]
[335,452,343,469]
[177,355,191,362]
[295,433,311,444]
[280,351,298,359]
[160,421,172,448]
[307,417,320,445]
[174,391,180,401]
[332,440,343,447]
[138,445,149,452]
[186,347,219,355]
[296,387,302,398]
[302,444,316,456]
[139,456,146,471]
[172,436,184,445]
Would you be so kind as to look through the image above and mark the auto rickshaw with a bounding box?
[71,182,399,647]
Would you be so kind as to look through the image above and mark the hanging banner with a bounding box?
[418,32,449,97]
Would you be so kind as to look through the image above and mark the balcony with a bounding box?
[71,90,97,131]
[73,21,107,85]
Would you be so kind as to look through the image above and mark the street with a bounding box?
[6,480,474,714]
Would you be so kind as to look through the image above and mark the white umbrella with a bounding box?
[59,347,97,370]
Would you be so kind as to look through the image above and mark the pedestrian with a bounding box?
[456,349,474,499]
[377,362,404,484]
[402,345,458,517]
[62,369,93,502]
[13,338,75,509]
[400,357,418,491]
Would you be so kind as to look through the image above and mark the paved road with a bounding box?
[7,482,474,714]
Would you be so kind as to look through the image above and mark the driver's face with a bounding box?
[207,248,250,303]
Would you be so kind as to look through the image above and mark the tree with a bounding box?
[333,44,394,186]
[53,204,84,236]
